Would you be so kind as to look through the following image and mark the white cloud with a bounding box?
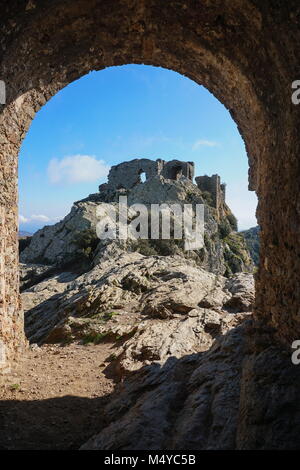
[192,140,219,151]
[19,214,52,225]
[47,154,110,184]
[19,215,29,224]
[30,214,51,222]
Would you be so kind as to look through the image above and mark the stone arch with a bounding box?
[1,0,300,370]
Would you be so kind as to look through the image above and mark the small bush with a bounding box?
[204,233,211,250]
[10,383,20,391]
[133,239,184,257]
[82,332,108,345]
[133,239,158,256]
[108,353,117,361]
[201,191,213,206]
[218,220,232,239]
[227,213,238,231]
[103,311,119,321]
[73,228,99,259]
[150,239,183,256]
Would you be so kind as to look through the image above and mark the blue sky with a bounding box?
[19,64,257,233]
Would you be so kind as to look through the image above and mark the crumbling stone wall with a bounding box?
[162,160,194,182]
[196,174,226,217]
[101,158,162,191]
[101,158,194,192]
[0,0,300,447]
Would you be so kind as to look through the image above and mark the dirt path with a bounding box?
[0,342,118,450]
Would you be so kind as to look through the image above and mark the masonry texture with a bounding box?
[100,157,225,215]
[100,158,195,192]
[0,0,300,448]
[196,174,226,218]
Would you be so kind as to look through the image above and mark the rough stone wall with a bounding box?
[221,183,226,202]
[162,160,195,181]
[0,103,26,372]
[196,174,226,217]
[102,158,194,192]
[102,158,162,191]
[0,1,299,446]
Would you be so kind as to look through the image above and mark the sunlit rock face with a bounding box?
[1,0,300,450]
[20,163,253,276]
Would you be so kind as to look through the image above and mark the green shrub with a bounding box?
[133,239,184,257]
[150,239,183,256]
[218,220,232,239]
[227,213,238,231]
[103,311,119,321]
[204,233,211,250]
[73,228,99,259]
[82,332,108,345]
[240,226,260,266]
[133,239,158,256]
[10,383,20,391]
[201,191,213,206]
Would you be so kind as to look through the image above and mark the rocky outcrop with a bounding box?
[20,248,259,450]
[22,249,254,345]
[20,174,253,277]
[18,162,260,449]
[18,166,259,449]
[81,320,300,450]
[240,226,260,266]
[20,201,100,266]
[1,0,300,448]
[81,321,249,450]
[19,166,300,450]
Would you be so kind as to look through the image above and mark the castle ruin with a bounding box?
[196,174,226,217]
[99,158,195,192]
[99,158,226,217]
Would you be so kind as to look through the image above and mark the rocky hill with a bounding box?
[19,230,32,238]
[20,165,253,278]
[240,226,260,266]
[17,159,261,450]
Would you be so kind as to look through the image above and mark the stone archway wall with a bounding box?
[0,0,300,372]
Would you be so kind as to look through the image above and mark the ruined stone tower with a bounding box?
[99,158,195,192]
[196,174,226,218]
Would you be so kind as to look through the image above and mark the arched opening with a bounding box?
[1,0,300,451]
[139,171,147,184]
[9,63,255,449]
[18,64,256,276]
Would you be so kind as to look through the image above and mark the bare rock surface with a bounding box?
[17,165,258,450]
[20,201,100,265]
[20,175,253,277]
[81,321,300,451]
[224,273,255,312]
[19,248,259,450]
[81,321,249,450]
[19,227,300,451]
[22,251,254,346]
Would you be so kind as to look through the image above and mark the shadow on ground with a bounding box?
[0,394,112,450]
[1,321,300,450]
